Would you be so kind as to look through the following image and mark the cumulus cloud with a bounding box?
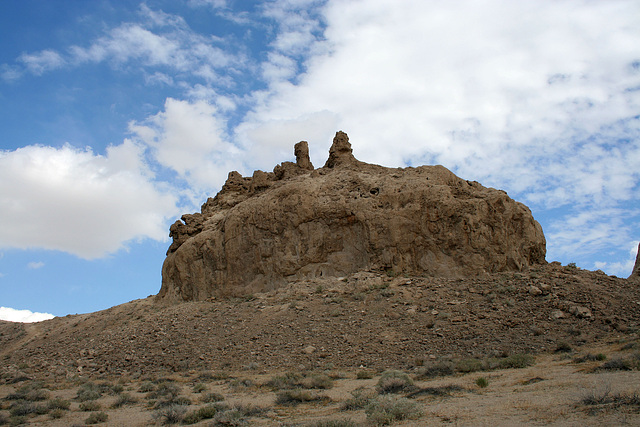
[233,0,640,270]
[0,141,179,259]
[1,0,638,276]
[129,98,242,196]
[0,307,55,323]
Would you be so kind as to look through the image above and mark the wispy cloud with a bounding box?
[0,307,55,323]
[18,49,65,75]
[27,261,44,270]
[3,5,248,87]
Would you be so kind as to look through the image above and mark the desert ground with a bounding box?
[2,263,639,425]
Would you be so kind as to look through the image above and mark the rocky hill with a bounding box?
[1,263,639,381]
[159,131,546,301]
[1,132,639,426]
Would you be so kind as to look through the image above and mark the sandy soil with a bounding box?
[1,340,639,426]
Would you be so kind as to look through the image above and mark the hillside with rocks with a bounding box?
[1,263,639,381]
[159,131,545,301]
[1,132,639,426]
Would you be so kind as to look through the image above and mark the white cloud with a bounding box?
[27,261,44,270]
[129,98,241,195]
[6,6,246,86]
[0,307,55,323]
[18,49,65,75]
[188,0,228,8]
[2,0,638,276]
[594,241,640,277]
[230,0,640,272]
[0,141,179,259]
[66,17,245,77]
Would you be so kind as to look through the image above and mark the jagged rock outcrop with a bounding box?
[629,243,640,282]
[158,131,546,301]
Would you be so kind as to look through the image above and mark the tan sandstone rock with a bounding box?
[158,131,547,301]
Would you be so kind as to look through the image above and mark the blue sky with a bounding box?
[1,0,639,322]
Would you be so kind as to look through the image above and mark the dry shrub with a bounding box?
[365,395,422,425]
[376,370,414,394]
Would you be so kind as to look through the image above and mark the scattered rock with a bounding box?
[303,345,316,355]
[550,310,566,320]
[529,286,543,296]
[569,305,593,319]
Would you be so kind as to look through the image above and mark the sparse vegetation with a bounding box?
[192,382,207,393]
[308,419,357,427]
[376,370,414,394]
[111,392,138,408]
[405,384,465,398]
[79,401,102,411]
[499,353,535,369]
[580,386,640,414]
[1,262,640,425]
[302,373,334,389]
[341,387,377,411]
[415,353,534,378]
[85,411,108,424]
[365,395,423,425]
[596,356,640,371]
[6,381,50,401]
[573,353,607,363]
[9,401,48,417]
[356,369,375,379]
[76,382,103,401]
[154,404,187,425]
[201,392,225,403]
[183,404,226,424]
[47,397,71,410]
[265,371,333,390]
[415,361,454,379]
[555,342,573,353]
[49,408,66,419]
[212,407,246,426]
[275,389,330,406]
[139,380,156,392]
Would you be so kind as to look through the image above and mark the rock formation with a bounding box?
[158,131,546,301]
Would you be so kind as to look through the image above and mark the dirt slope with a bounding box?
[2,263,638,381]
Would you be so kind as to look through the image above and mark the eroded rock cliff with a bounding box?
[158,131,546,301]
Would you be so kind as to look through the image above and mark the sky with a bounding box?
[1,0,639,322]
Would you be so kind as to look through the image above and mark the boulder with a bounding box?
[158,131,547,301]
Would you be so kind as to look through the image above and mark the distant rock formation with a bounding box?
[629,243,640,282]
[158,131,547,301]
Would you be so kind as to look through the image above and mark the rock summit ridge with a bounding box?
[158,131,546,301]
